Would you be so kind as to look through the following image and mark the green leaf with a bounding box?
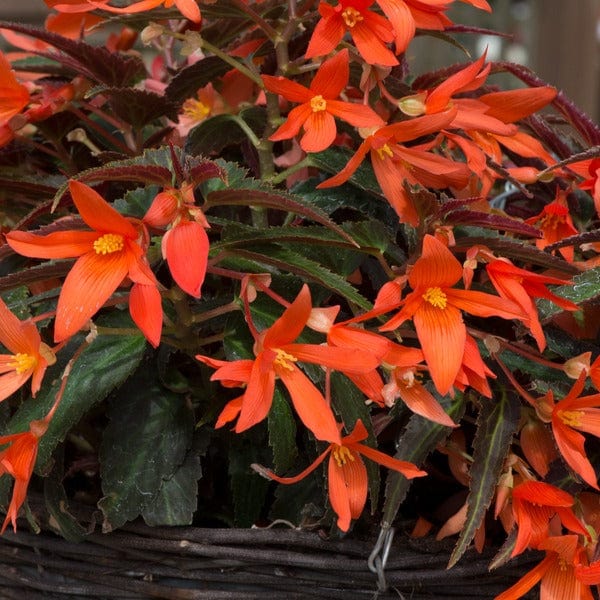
[185,107,267,155]
[206,187,358,247]
[225,245,371,310]
[165,56,231,106]
[537,267,600,319]
[229,434,270,527]
[4,313,146,470]
[382,393,465,528]
[448,390,520,568]
[141,444,203,527]
[267,387,298,474]
[43,449,88,542]
[98,364,194,531]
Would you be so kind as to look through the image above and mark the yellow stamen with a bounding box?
[93,233,124,255]
[422,286,447,309]
[182,98,211,122]
[332,445,355,467]
[375,144,394,160]
[342,6,363,27]
[9,353,36,374]
[310,95,327,113]
[557,409,584,428]
[273,348,298,372]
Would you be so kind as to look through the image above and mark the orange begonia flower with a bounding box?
[509,480,588,557]
[261,49,384,153]
[526,190,578,262]
[0,52,30,126]
[486,259,579,352]
[318,109,465,225]
[542,372,600,489]
[0,299,56,403]
[379,235,526,395]
[374,0,490,55]
[256,419,426,531]
[496,535,593,600]
[306,0,398,67]
[197,285,380,442]
[0,419,48,533]
[144,184,210,298]
[6,180,162,347]
[49,0,201,23]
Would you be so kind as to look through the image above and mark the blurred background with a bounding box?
[0,0,598,121]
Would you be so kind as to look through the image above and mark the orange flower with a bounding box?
[6,180,162,346]
[317,109,465,225]
[197,285,380,442]
[543,372,600,489]
[0,52,30,126]
[510,480,588,557]
[306,0,397,67]
[496,535,593,600]
[143,184,210,298]
[261,49,384,153]
[49,0,201,23]
[255,419,426,531]
[570,158,600,217]
[525,190,578,262]
[486,259,579,351]
[374,0,490,55]
[0,299,56,402]
[380,235,526,395]
[0,419,48,533]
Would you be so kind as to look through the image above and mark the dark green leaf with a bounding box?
[185,107,267,155]
[229,435,270,527]
[382,394,465,528]
[226,246,371,310]
[165,56,231,106]
[448,390,520,568]
[267,387,298,473]
[142,445,202,526]
[5,313,146,470]
[98,365,194,531]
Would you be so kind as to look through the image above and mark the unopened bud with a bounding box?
[141,22,165,45]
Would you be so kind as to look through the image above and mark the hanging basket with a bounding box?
[0,518,540,600]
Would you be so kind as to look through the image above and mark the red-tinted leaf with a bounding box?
[0,21,146,87]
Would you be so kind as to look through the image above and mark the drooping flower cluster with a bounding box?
[0,3,599,599]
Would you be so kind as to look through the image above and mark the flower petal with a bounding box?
[68,180,137,238]
[129,282,163,347]
[6,229,98,259]
[165,221,209,297]
[413,302,465,395]
[54,251,129,342]
[280,367,341,443]
[264,284,312,347]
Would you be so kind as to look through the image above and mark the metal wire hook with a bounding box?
[368,526,395,592]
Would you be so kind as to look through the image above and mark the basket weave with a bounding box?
[0,517,540,600]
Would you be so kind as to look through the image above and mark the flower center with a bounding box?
[182,98,211,122]
[9,353,36,374]
[273,348,298,372]
[422,286,447,309]
[93,233,124,255]
[310,95,327,113]
[375,144,394,160]
[332,445,355,467]
[557,409,584,428]
[342,6,363,27]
